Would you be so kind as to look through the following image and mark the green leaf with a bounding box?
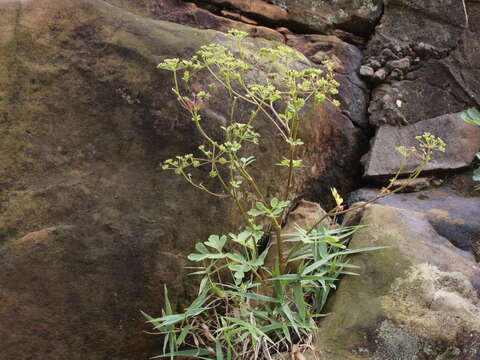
[293,282,307,322]
[215,341,224,360]
[176,326,191,347]
[225,253,246,264]
[280,303,300,337]
[462,108,480,126]
[198,276,210,295]
[225,291,281,303]
[282,323,292,344]
[269,274,336,281]
[205,234,227,252]
[195,243,209,254]
[270,197,279,207]
[256,202,268,211]
[223,316,272,343]
[188,253,225,262]
[247,208,264,217]
[163,285,173,315]
[151,349,211,358]
[473,166,480,181]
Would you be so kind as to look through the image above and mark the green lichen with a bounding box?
[372,320,428,360]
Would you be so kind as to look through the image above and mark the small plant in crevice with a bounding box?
[145,30,446,359]
[461,108,480,191]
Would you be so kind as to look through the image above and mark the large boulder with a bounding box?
[104,0,286,42]
[197,0,383,36]
[316,204,480,359]
[0,0,365,358]
[349,186,480,258]
[286,34,370,129]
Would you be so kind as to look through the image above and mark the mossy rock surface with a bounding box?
[316,204,480,360]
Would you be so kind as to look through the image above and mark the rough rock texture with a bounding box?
[349,187,480,258]
[266,200,332,272]
[316,204,480,360]
[104,0,286,42]
[103,0,373,131]
[196,0,383,36]
[363,0,480,126]
[363,112,480,178]
[0,0,366,358]
[286,34,370,128]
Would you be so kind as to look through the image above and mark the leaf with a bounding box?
[151,349,211,358]
[256,202,268,211]
[280,303,300,338]
[473,166,480,181]
[215,340,224,360]
[282,323,292,344]
[188,253,225,262]
[205,235,227,252]
[164,285,173,315]
[462,108,480,126]
[250,250,267,267]
[224,316,272,342]
[302,246,386,275]
[176,326,191,347]
[198,276,210,295]
[150,313,186,329]
[270,197,279,207]
[293,282,307,322]
[225,252,246,264]
[225,291,281,303]
[247,208,264,217]
[195,243,209,254]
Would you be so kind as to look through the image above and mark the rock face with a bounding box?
[0,0,366,358]
[143,0,383,37]
[349,186,480,258]
[316,204,480,360]
[285,34,370,129]
[363,112,480,178]
[104,0,286,42]
[363,0,480,126]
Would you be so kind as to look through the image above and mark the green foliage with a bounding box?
[461,108,480,191]
[147,30,446,359]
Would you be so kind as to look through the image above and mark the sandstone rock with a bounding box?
[0,0,366,358]
[388,176,442,192]
[365,0,480,126]
[194,0,383,37]
[265,200,333,272]
[286,34,370,128]
[348,187,480,257]
[316,204,480,359]
[105,1,372,131]
[373,68,387,82]
[203,0,288,23]
[386,57,410,71]
[364,112,480,178]
[359,65,374,77]
[279,0,383,36]
[105,0,285,42]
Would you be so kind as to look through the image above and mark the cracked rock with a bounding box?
[363,112,480,178]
